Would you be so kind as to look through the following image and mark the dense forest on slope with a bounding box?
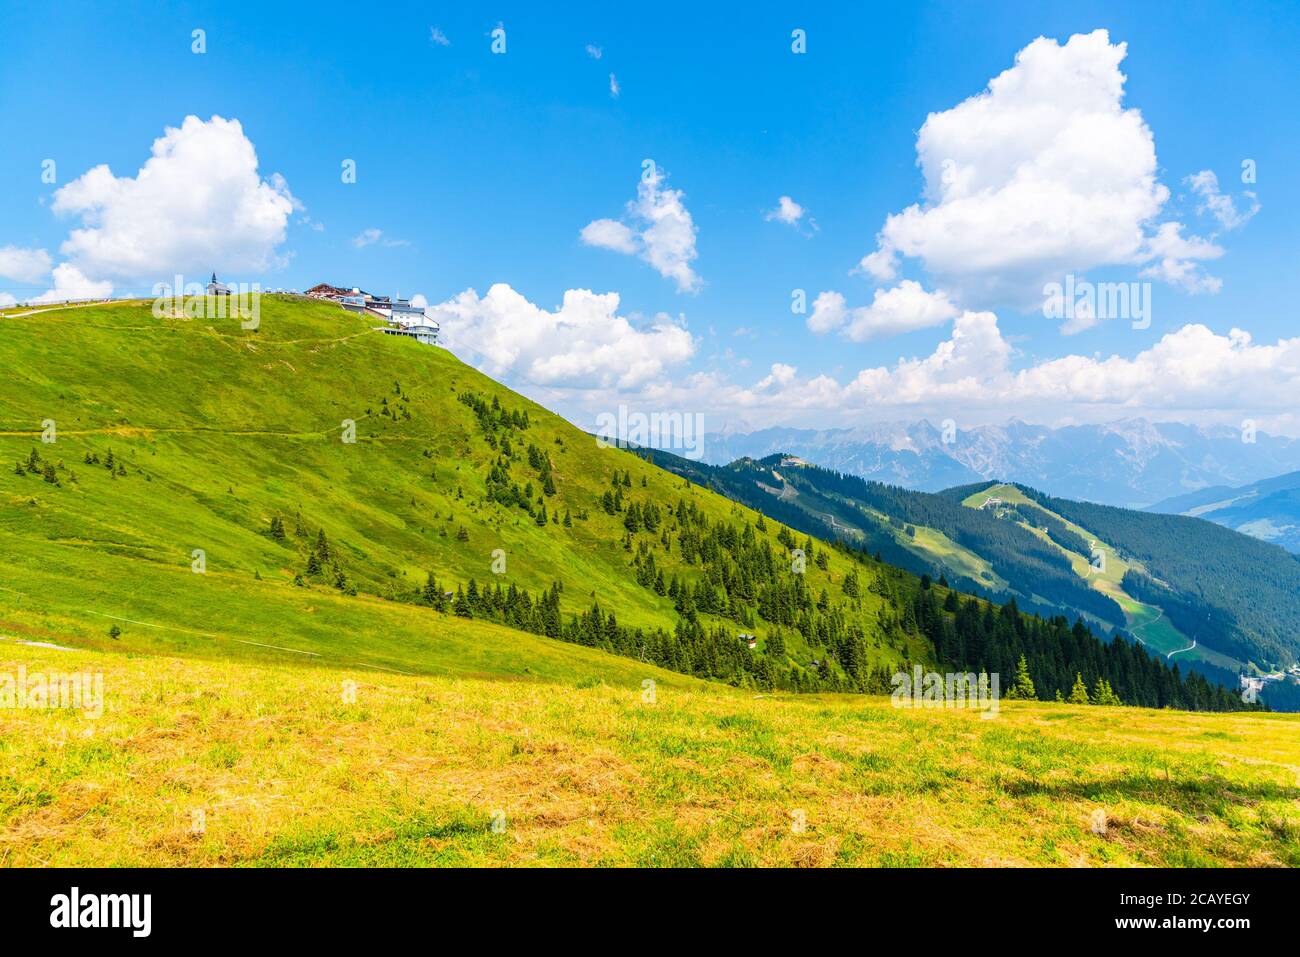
[909,587,1251,711]
[640,452,1125,624]
[630,449,1254,710]
[1016,488,1300,667]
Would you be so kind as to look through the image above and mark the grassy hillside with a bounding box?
[1017,486,1300,670]
[960,484,1201,662]
[3,639,1298,866]
[636,453,1120,622]
[0,296,928,690]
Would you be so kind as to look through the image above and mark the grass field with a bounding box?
[3,639,1299,866]
[891,517,1008,591]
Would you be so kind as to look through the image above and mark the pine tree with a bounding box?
[1092,676,1120,706]
[453,586,472,618]
[1068,672,1091,704]
[843,570,860,598]
[1008,654,1036,700]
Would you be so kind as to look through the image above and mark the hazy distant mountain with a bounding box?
[1148,471,1300,553]
[703,419,1300,507]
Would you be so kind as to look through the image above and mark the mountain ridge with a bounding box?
[1147,470,1300,554]
[702,419,1300,508]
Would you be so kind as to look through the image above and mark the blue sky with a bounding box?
[3,1,1299,434]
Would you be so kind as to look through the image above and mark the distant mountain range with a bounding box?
[1148,471,1300,554]
[704,419,1300,508]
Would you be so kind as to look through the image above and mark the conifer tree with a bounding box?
[1068,672,1091,704]
[1091,676,1120,706]
[453,585,472,618]
[1008,654,1036,700]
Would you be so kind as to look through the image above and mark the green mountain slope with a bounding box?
[638,453,1125,623]
[632,451,1300,705]
[1013,486,1300,669]
[0,296,934,692]
[631,450,1257,710]
[0,296,1255,713]
[958,484,1210,664]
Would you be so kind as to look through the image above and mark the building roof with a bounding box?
[306,282,368,299]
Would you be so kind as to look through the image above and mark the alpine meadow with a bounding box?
[1,296,1296,869]
[3,4,1300,936]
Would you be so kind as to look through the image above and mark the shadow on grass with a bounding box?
[999,771,1300,812]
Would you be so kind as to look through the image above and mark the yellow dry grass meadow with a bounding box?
[3,639,1298,867]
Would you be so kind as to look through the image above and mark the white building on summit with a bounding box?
[207,273,231,296]
[306,279,439,344]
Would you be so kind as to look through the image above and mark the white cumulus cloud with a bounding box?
[31,263,114,304]
[589,311,1300,437]
[1186,169,1259,231]
[427,283,696,390]
[580,168,701,293]
[858,30,1222,305]
[580,219,638,254]
[1139,222,1223,294]
[808,281,959,341]
[0,246,53,284]
[52,114,298,282]
[765,195,805,226]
